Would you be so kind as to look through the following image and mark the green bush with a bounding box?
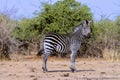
[13,18,39,41]
[13,0,92,42]
[91,18,120,60]
[36,0,92,34]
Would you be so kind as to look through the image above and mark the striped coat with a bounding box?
[37,20,92,72]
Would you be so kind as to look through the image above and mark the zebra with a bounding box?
[37,20,92,72]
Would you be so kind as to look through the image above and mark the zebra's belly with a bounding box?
[55,45,70,53]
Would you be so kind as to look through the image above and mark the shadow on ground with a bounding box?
[48,69,96,73]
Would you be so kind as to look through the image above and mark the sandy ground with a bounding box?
[0,56,120,80]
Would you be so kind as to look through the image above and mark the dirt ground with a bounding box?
[0,55,120,80]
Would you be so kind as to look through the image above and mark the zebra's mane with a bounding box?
[73,24,83,33]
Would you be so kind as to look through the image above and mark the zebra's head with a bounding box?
[74,20,92,37]
[81,20,92,37]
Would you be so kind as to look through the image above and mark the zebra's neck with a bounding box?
[68,27,84,44]
[69,26,84,43]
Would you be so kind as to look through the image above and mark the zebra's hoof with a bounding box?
[71,69,77,72]
[43,70,48,73]
[70,68,77,72]
[42,67,48,73]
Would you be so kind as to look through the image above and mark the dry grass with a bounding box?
[103,48,120,62]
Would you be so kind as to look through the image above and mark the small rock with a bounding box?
[62,64,67,66]
[9,65,12,66]
[31,68,35,72]
[101,72,106,74]
[33,78,37,80]
[64,73,69,77]
[61,73,69,77]
[30,75,35,77]
[89,73,91,75]
[24,64,27,66]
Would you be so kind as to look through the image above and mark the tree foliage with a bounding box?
[13,0,92,42]
[36,0,92,34]
[13,18,39,41]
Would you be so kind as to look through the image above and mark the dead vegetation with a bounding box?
[0,14,18,59]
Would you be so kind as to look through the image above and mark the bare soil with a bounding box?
[0,55,120,80]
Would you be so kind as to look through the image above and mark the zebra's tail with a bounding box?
[37,48,44,56]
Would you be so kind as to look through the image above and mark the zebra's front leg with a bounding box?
[42,54,49,72]
[70,52,77,72]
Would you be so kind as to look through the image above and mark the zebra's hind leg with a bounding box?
[42,54,50,72]
[70,52,77,72]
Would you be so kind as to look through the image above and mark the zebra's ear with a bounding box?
[82,20,88,27]
[88,20,92,24]
[88,20,93,27]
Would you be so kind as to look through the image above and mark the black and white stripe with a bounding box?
[37,20,92,72]
[44,33,69,53]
